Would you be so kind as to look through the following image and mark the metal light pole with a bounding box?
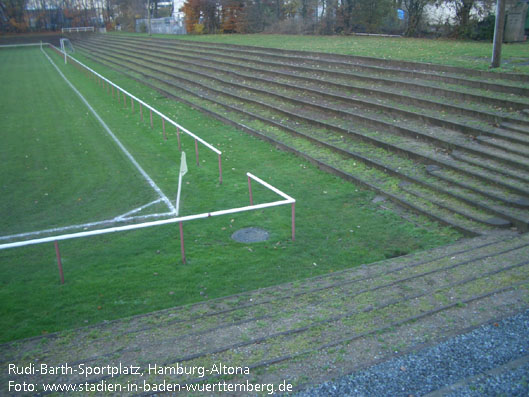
[147,0,152,36]
[491,0,506,68]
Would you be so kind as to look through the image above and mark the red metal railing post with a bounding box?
[195,139,199,166]
[179,222,186,264]
[218,154,223,185]
[291,203,296,241]
[54,241,65,284]
[248,176,253,205]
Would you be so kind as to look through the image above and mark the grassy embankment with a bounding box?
[117,31,529,73]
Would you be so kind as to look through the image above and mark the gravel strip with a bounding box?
[294,309,529,397]
[441,358,529,397]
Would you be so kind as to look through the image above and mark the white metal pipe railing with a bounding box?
[49,42,223,184]
[0,43,43,48]
[0,198,292,251]
[51,44,221,156]
[62,27,95,33]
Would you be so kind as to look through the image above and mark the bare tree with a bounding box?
[402,0,430,36]
[1,0,28,32]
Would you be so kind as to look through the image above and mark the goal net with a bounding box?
[60,38,75,54]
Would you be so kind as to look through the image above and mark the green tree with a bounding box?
[1,0,28,32]
[402,0,431,36]
[439,0,496,38]
[352,0,393,32]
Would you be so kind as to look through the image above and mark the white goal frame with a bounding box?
[60,38,74,53]
[60,38,74,63]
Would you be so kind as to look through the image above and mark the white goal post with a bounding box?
[60,38,74,64]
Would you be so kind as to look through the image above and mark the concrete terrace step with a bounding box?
[439,154,529,196]
[103,36,529,97]
[426,166,529,207]
[2,232,528,393]
[85,35,529,112]
[73,42,529,233]
[81,39,511,146]
[476,135,529,158]
[501,122,529,135]
[82,37,529,157]
[77,40,529,181]
[162,38,529,84]
[451,150,529,185]
[491,127,529,145]
[84,35,529,127]
[87,43,529,197]
[109,54,520,217]
[146,37,529,101]
[83,39,498,141]
[398,181,511,228]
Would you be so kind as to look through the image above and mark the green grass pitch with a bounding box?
[0,45,460,343]
[0,47,167,238]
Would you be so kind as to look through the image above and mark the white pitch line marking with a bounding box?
[0,210,175,242]
[114,198,163,221]
[41,47,176,213]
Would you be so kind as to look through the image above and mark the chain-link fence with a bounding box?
[135,17,186,35]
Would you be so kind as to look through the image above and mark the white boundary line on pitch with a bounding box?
[54,44,221,156]
[50,41,223,183]
[114,198,163,221]
[41,46,176,213]
[3,43,222,159]
[0,208,174,242]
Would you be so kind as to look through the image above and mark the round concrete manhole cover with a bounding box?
[231,227,269,243]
